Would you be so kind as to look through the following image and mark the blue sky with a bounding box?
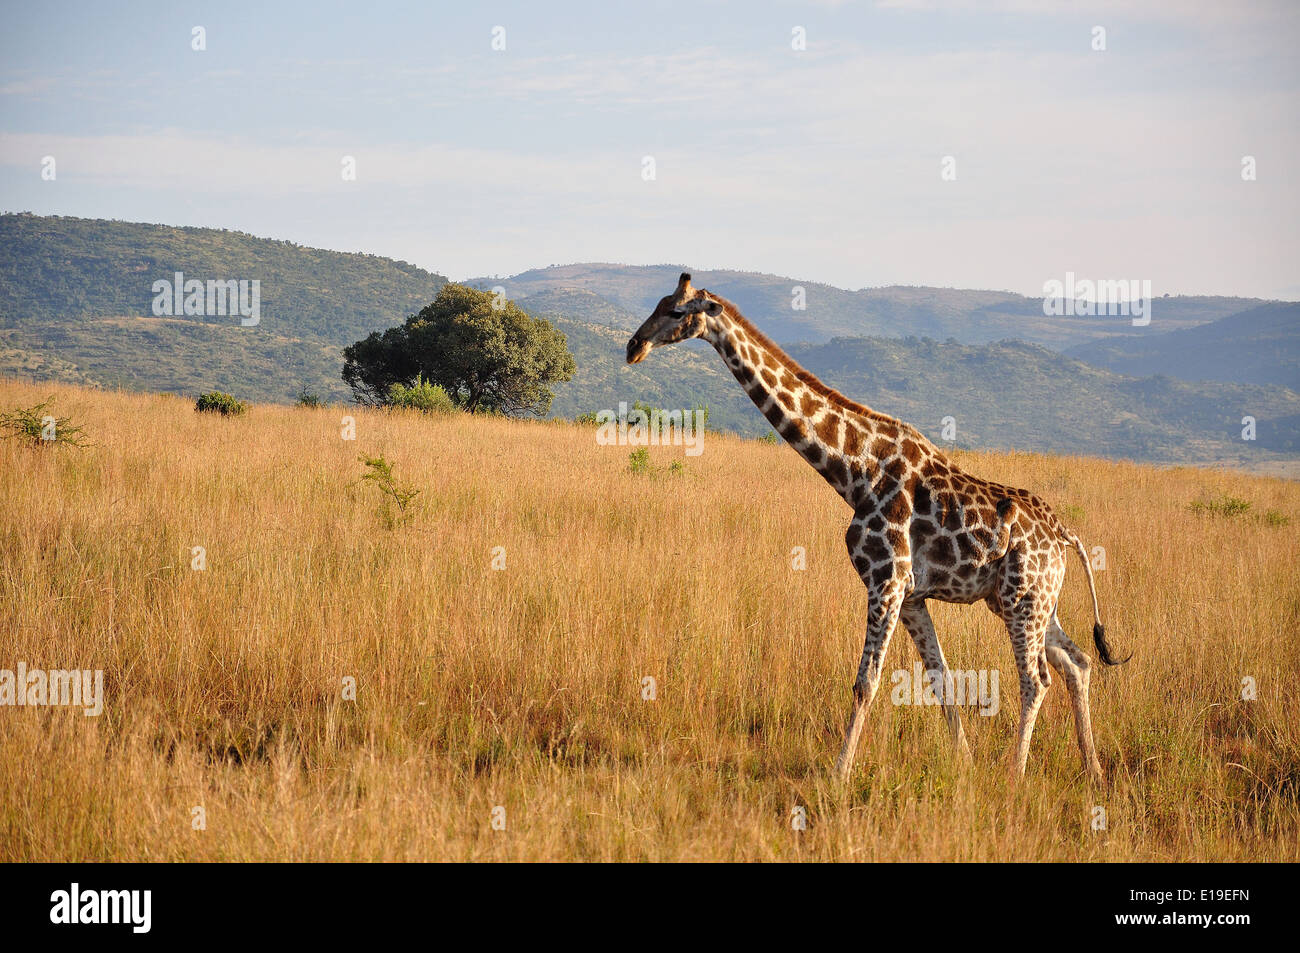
[2,0,1297,297]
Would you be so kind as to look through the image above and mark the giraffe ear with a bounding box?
[702,298,722,316]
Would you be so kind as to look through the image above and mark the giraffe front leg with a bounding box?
[899,597,971,761]
[834,591,903,781]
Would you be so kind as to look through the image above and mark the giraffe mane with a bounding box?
[701,289,945,460]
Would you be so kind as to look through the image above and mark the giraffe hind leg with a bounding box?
[1046,614,1105,784]
[1003,603,1051,781]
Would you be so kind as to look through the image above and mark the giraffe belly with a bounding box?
[911,559,999,604]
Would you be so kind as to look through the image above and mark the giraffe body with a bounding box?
[628,274,1128,783]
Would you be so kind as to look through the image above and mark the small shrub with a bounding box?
[295,386,322,408]
[1190,494,1292,528]
[758,431,779,445]
[0,399,89,448]
[1058,503,1085,522]
[690,402,711,432]
[574,411,601,426]
[387,376,456,414]
[356,454,420,528]
[632,400,657,426]
[627,449,687,477]
[630,401,710,434]
[1189,495,1251,519]
[196,391,248,416]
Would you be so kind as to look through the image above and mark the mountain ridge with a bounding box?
[1065,302,1300,390]
[469,262,1272,351]
[520,288,1300,467]
[1,214,1295,469]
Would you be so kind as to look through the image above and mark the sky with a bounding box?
[1,0,1297,298]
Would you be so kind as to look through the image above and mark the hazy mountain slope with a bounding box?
[0,316,353,404]
[516,291,760,433]
[517,288,1298,465]
[534,335,1296,467]
[0,212,449,402]
[1065,302,1300,389]
[469,263,1266,351]
[516,288,643,333]
[0,212,448,346]
[0,215,1294,467]
[789,337,1299,462]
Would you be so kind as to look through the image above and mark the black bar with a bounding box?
[0,862,1279,940]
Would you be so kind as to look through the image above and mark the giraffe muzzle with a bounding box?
[626,336,651,364]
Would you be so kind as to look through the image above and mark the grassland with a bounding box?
[1,376,1297,861]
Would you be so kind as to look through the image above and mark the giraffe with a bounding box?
[627,273,1129,784]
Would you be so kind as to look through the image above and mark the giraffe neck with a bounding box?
[703,298,924,508]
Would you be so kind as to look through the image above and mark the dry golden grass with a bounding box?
[1,376,1297,861]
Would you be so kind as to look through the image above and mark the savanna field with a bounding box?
[1,376,1297,861]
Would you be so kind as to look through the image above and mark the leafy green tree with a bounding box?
[342,284,576,416]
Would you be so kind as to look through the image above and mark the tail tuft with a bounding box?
[1093,622,1131,666]
[1065,526,1131,666]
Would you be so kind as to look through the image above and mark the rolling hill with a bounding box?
[1065,302,1300,390]
[521,287,1300,466]
[1,214,1296,468]
[470,263,1268,352]
[0,212,448,402]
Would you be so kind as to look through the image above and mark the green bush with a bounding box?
[627,448,690,476]
[631,400,657,425]
[630,401,711,437]
[295,386,322,408]
[1187,495,1290,527]
[195,392,248,416]
[387,376,457,414]
[690,402,711,432]
[1189,495,1251,518]
[573,411,601,426]
[0,399,89,448]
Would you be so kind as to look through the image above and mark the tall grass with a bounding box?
[0,377,1296,860]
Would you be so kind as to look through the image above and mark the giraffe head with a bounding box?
[626,272,722,364]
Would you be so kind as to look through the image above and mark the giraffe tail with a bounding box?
[1063,529,1131,666]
